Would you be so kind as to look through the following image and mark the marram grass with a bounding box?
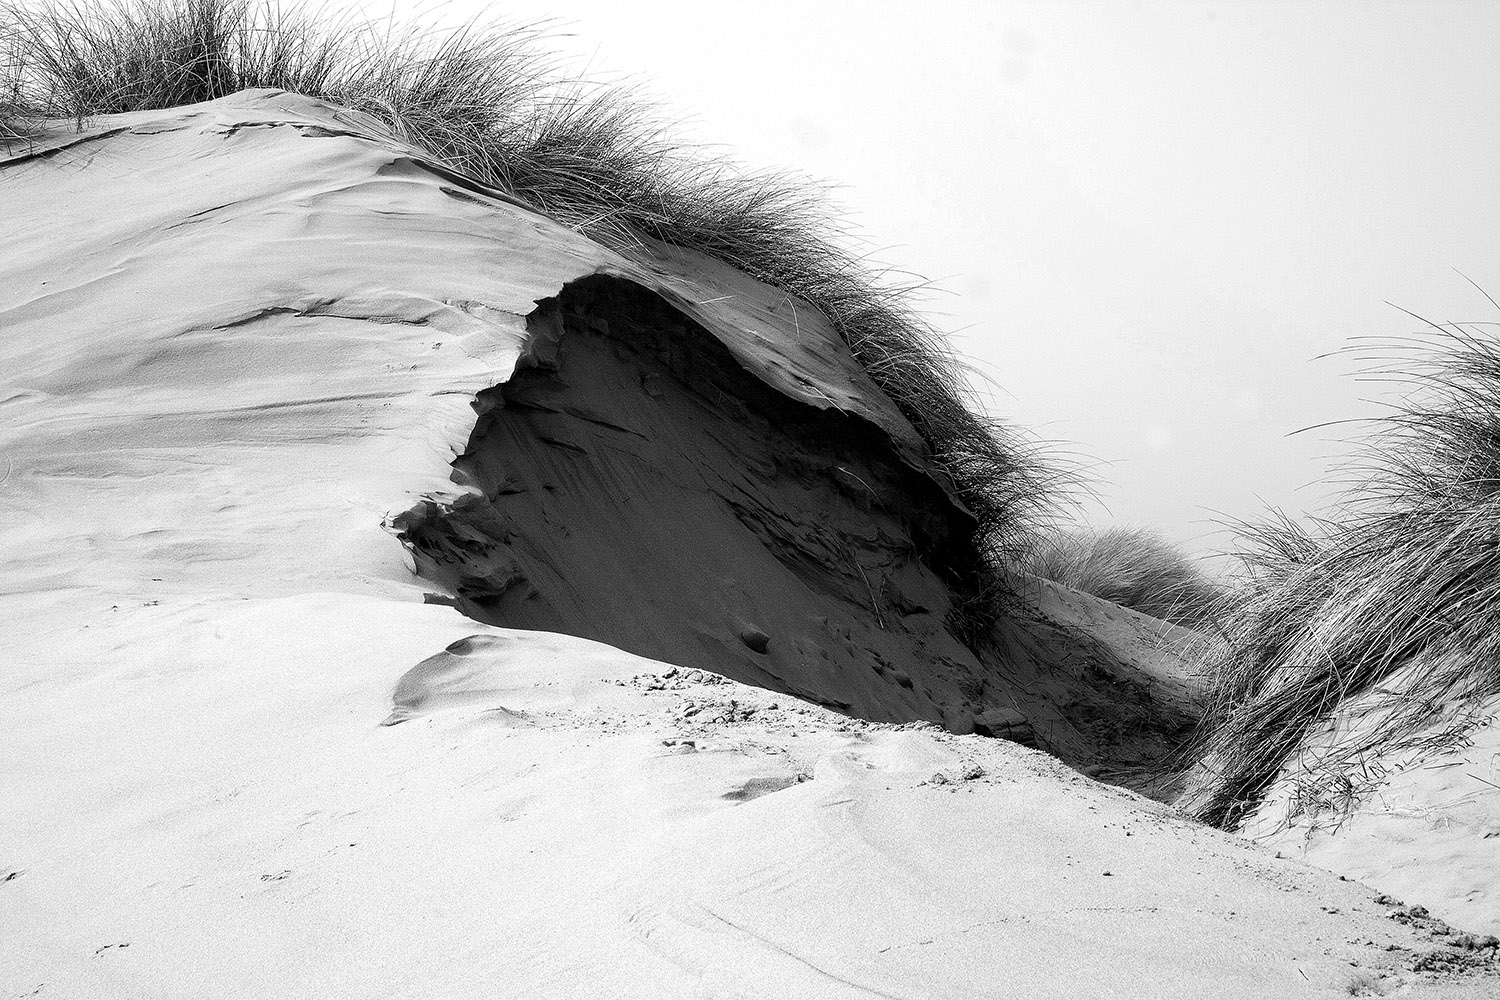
[0,0,1073,571]
[1019,525,1223,628]
[1182,307,1500,829]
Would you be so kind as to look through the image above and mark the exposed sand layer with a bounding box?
[396,273,1195,771]
[3,90,1497,996]
[1008,574,1209,797]
[396,272,990,724]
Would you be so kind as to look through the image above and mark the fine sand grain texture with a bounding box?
[4,91,1499,998]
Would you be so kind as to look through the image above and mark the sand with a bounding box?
[3,90,1498,997]
[1244,683,1500,938]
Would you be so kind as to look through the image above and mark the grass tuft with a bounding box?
[1181,306,1500,829]
[0,14,29,139]
[1018,525,1224,628]
[0,0,1072,566]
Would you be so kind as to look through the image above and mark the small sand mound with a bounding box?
[384,635,527,725]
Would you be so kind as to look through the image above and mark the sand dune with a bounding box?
[4,91,1497,997]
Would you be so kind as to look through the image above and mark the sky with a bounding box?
[392,0,1500,558]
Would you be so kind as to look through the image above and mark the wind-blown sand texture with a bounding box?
[4,90,1498,997]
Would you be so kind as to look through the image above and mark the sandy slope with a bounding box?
[3,91,1498,997]
[6,594,1496,999]
[1243,688,1500,938]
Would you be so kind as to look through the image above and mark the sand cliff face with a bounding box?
[396,272,995,726]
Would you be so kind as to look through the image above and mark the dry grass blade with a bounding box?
[1,10,34,139]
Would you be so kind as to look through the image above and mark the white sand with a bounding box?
[1245,685,1500,938]
[3,91,1496,997]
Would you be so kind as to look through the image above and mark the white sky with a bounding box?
[400,0,1500,557]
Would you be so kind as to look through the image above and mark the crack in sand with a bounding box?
[698,907,915,1000]
[0,126,132,169]
[210,300,435,331]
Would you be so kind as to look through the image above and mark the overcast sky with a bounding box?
[405,0,1500,558]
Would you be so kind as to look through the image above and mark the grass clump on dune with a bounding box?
[1182,304,1500,829]
[1019,525,1223,628]
[0,16,28,139]
[0,0,1070,566]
